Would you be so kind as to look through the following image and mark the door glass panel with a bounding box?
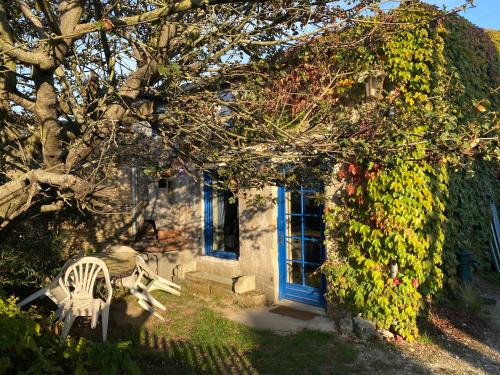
[286,238,302,261]
[305,264,322,289]
[287,215,302,237]
[304,240,321,264]
[287,262,303,284]
[303,194,321,215]
[283,186,323,289]
[290,191,302,214]
[304,216,321,238]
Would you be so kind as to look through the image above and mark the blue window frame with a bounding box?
[203,173,239,260]
[278,186,326,306]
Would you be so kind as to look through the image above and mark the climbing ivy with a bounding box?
[439,15,499,286]
[323,148,447,341]
[321,2,498,341]
[444,162,500,289]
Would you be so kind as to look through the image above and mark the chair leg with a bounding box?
[149,281,181,296]
[140,290,167,311]
[91,300,101,329]
[61,309,75,340]
[55,305,64,322]
[137,299,165,321]
[58,300,72,322]
[17,287,49,308]
[137,298,153,313]
[155,275,182,289]
[101,304,110,342]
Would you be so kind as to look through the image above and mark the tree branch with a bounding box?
[74,0,252,36]
[7,90,36,112]
[15,0,48,38]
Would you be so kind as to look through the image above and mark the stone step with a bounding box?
[195,257,242,278]
[183,271,235,298]
[185,271,234,287]
[180,272,266,307]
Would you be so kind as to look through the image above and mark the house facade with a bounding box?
[139,169,341,308]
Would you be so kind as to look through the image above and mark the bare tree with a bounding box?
[0,0,396,229]
[1,0,485,230]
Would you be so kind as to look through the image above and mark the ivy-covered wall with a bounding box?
[245,1,498,341]
[321,5,499,341]
[441,15,499,285]
[444,161,500,288]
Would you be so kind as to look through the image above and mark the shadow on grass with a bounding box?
[74,295,437,375]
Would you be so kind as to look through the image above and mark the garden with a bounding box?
[0,0,499,374]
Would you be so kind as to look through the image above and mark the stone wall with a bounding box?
[142,172,203,279]
[144,173,280,303]
[145,172,203,255]
[238,187,279,303]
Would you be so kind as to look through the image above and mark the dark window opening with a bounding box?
[158,178,167,188]
[212,190,239,255]
[204,173,240,259]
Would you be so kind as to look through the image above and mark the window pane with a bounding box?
[212,189,239,254]
[286,238,302,261]
[224,193,239,253]
[304,216,321,238]
[212,191,224,250]
[304,240,321,264]
[287,262,303,285]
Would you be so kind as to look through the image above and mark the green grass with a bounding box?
[100,290,366,374]
[417,332,433,345]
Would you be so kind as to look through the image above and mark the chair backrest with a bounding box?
[48,259,76,287]
[61,257,112,303]
[135,255,156,279]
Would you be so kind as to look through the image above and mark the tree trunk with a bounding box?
[34,68,63,172]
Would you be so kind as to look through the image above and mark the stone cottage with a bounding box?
[128,168,341,309]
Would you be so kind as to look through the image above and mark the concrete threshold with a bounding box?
[219,305,337,336]
[276,299,327,317]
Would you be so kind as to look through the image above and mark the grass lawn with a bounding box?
[73,285,500,375]
[87,289,376,375]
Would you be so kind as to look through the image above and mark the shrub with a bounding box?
[0,295,141,374]
[0,215,67,293]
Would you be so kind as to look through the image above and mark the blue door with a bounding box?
[278,186,326,306]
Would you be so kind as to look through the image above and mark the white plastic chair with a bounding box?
[121,255,181,320]
[59,257,112,342]
[17,259,75,321]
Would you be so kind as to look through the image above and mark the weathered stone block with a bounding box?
[376,328,395,341]
[175,260,197,279]
[234,291,267,307]
[353,316,377,340]
[339,317,354,336]
[233,275,256,294]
